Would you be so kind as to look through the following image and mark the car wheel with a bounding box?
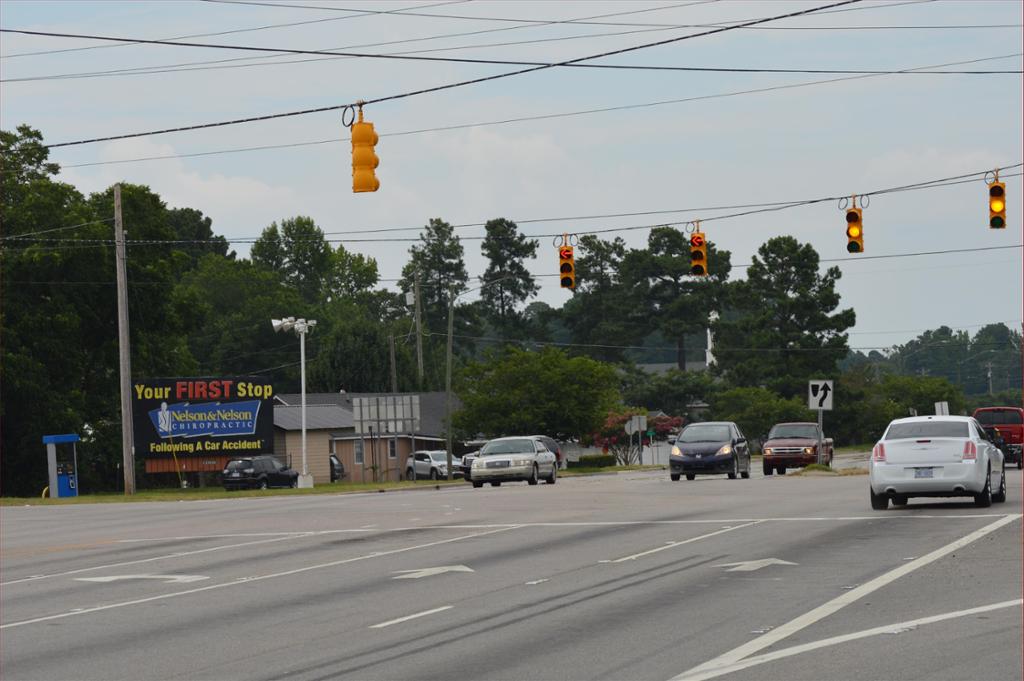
[892,494,908,506]
[472,481,484,488]
[777,466,787,475]
[527,465,539,486]
[405,468,414,481]
[763,460,773,476]
[869,488,889,510]
[727,457,738,480]
[545,464,557,484]
[258,479,268,490]
[740,468,750,479]
[974,468,992,508]
[290,479,298,489]
[992,465,1007,503]
[670,473,680,481]
[491,481,501,487]
[685,473,696,481]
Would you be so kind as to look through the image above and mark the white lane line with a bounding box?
[0,525,521,630]
[675,599,1023,681]
[674,513,1022,680]
[1,534,312,586]
[369,606,453,629]
[610,522,761,563]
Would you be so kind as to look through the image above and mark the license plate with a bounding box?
[914,468,933,479]
[487,461,510,468]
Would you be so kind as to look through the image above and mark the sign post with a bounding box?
[808,380,834,466]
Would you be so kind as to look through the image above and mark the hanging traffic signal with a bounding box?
[845,207,864,253]
[559,245,575,289]
[351,109,379,193]
[690,231,708,276]
[989,181,1006,228]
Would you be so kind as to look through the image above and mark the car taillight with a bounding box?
[872,443,886,462]
[962,441,977,460]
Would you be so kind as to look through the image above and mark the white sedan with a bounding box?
[470,436,558,488]
[869,415,1007,510]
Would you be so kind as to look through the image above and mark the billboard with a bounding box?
[132,378,274,459]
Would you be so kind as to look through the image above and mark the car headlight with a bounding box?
[803,447,814,455]
[508,457,527,466]
[717,445,732,456]
[671,445,681,456]
[763,448,772,456]
[472,459,482,468]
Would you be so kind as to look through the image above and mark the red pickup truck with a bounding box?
[762,422,834,475]
[973,406,1023,469]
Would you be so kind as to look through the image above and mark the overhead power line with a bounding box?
[52,51,1022,167]
[10,0,864,149]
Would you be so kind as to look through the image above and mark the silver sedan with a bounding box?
[469,436,558,488]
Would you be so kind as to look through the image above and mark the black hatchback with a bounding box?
[223,455,298,490]
[669,421,751,481]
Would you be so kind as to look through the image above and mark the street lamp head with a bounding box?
[271,317,296,333]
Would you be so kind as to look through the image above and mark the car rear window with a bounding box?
[226,459,252,470]
[975,410,1024,426]
[885,422,969,440]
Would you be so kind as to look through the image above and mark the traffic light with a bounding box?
[351,109,379,193]
[989,181,1006,228]
[845,207,864,253]
[690,231,708,276]
[559,245,575,289]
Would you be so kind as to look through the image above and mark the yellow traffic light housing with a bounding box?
[690,231,708,276]
[559,245,575,289]
[351,109,379,193]
[989,181,1006,228]
[845,207,864,253]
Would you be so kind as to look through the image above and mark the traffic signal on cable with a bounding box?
[690,231,708,276]
[845,207,864,253]
[559,245,575,289]
[989,181,1006,228]
[351,109,379,193]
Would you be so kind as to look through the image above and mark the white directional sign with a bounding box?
[75,574,209,584]
[808,380,834,411]
[714,559,798,572]
[392,565,473,580]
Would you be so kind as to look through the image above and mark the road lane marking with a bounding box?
[674,513,1022,680]
[0,525,521,630]
[526,579,549,585]
[1,534,312,586]
[369,606,453,629]
[392,565,473,579]
[75,574,209,584]
[609,522,761,563]
[714,559,797,572]
[673,599,1023,681]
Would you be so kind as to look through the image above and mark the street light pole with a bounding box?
[272,316,316,488]
[445,292,455,481]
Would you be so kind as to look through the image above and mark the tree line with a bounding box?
[2,126,1019,495]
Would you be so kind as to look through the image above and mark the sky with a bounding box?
[2,0,1022,352]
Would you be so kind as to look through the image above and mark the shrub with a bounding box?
[568,454,617,469]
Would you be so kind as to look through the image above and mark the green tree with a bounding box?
[454,347,620,439]
[478,218,538,333]
[399,218,469,332]
[711,236,855,398]
[167,207,233,268]
[710,387,810,447]
[251,216,332,304]
[621,367,719,417]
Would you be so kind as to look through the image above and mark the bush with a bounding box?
[568,454,617,469]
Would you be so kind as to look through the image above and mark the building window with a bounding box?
[354,440,364,465]
[388,439,397,459]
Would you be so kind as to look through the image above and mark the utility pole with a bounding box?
[389,334,398,393]
[414,272,424,388]
[985,362,994,395]
[445,291,455,481]
[114,184,135,495]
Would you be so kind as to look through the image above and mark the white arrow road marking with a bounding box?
[369,606,453,629]
[75,574,209,584]
[714,559,798,572]
[392,565,473,579]
[526,579,549,585]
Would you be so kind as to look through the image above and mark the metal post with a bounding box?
[389,334,398,393]
[445,292,455,481]
[817,408,824,466]
[414,272,424,387]
[297,323,313,488]
[114,184,135,495]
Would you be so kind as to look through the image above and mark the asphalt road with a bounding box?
[2,466,1021,681]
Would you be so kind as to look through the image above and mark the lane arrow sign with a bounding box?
[392,565,474,580]
[714,559,797,572]
[75,574,209,584]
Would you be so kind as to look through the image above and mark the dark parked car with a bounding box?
[222,455,298,490]
[330,454,345,482]
[669,421,751,481]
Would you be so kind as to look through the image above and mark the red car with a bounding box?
[973,407,1023,469]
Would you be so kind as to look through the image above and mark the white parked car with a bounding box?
[470,436,558,488]
[869,415,1007,510]
[405,450,462,480]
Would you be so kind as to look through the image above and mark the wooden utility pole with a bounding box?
[414,272,424,387]
[389,334,398,393]
[114,185,135,494]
